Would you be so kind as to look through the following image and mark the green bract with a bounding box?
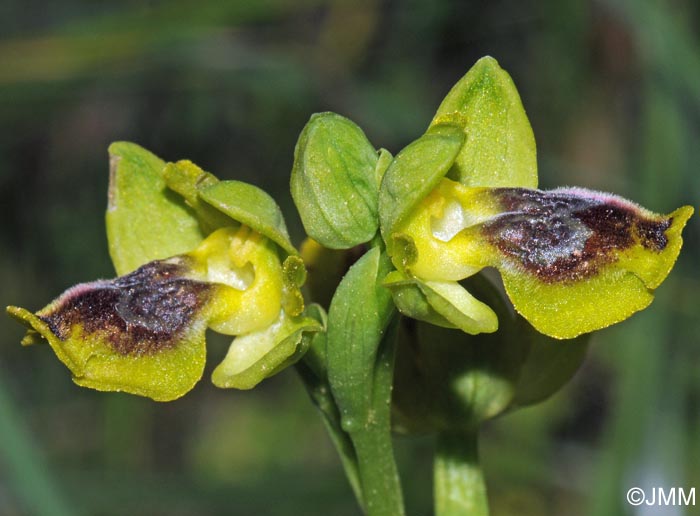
[7,144,322,401]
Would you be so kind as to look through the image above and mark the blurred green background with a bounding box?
[1,0,698,515]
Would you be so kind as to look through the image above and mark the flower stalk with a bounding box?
[435,431,489,516]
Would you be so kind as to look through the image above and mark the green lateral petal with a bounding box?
[378,124,465,246]
[107,142,204,275]
[291,112,380,249]
[211,310,323,390]
[7,259,214,401]
[431,56,538,189]
[419,280,498,335]
[199,180,297,257]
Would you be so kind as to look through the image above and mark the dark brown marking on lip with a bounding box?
[636,217,671,251]
[483,188,671,283]
[39,260,212,356]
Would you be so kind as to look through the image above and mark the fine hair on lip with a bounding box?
[40,260,212,356]
[483,188,671,283]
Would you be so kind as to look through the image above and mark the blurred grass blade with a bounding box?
[0,369,77,516]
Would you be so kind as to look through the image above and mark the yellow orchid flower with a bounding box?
[388,177,692,339]
[8,144,321,401]
[379,57,693,339]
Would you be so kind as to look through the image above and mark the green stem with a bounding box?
[294,359,365,509]
[353,426,405,516]
[435,430,489,516]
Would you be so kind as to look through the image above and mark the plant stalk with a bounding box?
[434,430,489,516]
[353,425,405,516]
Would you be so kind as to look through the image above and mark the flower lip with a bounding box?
[483,188,673,283]
[38,259,213,356]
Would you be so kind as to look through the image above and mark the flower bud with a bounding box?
[291,112,381,249]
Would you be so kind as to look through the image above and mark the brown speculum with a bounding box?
[483,188,671,283]
[39,260,212,355]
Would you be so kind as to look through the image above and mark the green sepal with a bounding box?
[383,270,456,329]
[383,269,497,335]
[291,112,380,249]
[418,280,498,335]
[211,309,323,390]
[378,124,465,246]
[106,142,204,274]
[430,56,538,189]
[199,180,298,257]
[162,160,232,233]
[7,305,208,402]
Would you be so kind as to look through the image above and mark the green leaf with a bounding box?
[211,310,323,390]
[291,112,380,249]
[198,179,297,257]
[378,124,464,245]
[431,56,538,189]
[106,142,205,275]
